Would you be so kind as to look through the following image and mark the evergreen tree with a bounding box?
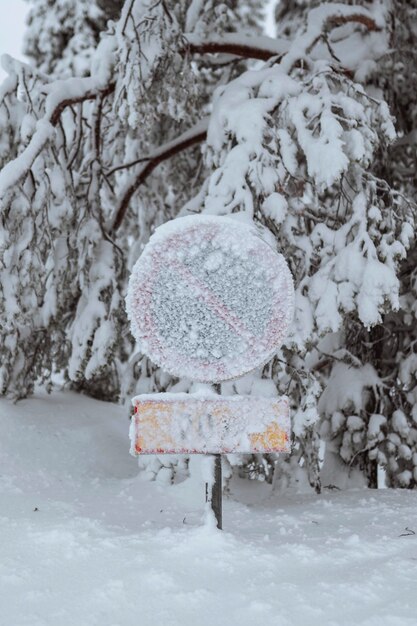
[0,0,415,490]
[277,0,417,490]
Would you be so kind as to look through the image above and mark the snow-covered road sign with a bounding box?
[129,394,290,455]
[126,215,294,383]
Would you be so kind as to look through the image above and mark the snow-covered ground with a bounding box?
[1,391,417,626]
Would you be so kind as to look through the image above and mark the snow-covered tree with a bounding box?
[276,0,417,490]
[0,0,416,490]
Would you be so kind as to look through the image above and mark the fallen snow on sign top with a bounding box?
[130,393,290,455]
[126,215,294,382]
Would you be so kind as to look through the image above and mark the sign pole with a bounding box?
[205,453,222,530]
[213,453,222,530]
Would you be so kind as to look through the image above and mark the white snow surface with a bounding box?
[1,390,417,626]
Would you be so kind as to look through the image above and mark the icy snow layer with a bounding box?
[126,215,294,382]
[2,391,417,626]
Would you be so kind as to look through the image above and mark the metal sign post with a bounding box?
[126,215,295,530]
[206,454,222,530]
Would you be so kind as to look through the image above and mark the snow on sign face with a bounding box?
[126,215,294,382]
[130,394,291,455]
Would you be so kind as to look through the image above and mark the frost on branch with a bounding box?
[0,43,121,398]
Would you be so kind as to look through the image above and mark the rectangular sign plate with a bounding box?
[130,393,290,455]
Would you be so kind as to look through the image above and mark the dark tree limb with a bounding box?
[184,33,287,62]
[110,119,209,233]
[325,13,381,33]
[50,83,115,127]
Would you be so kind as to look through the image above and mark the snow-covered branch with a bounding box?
[323,11,381,33]
[184,6,380,68]
[281,4,382,70]
[108,5,383,231]
[184,8,380,64]
[0,77,114,200]
[110,117,209,233]
[2,0,416,491]
[48,81,115,127]
[0,4,381,203]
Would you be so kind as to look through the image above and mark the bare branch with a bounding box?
[49,83,115,127]
[184,32,288,62]
[66,104,84,170]
[107,154,152,176]
[325,13,381,33]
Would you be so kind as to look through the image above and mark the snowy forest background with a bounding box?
[1,0,417,493]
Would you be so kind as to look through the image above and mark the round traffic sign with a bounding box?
[126,215,294,382]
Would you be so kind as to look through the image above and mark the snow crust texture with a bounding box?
[126,215,294,382]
